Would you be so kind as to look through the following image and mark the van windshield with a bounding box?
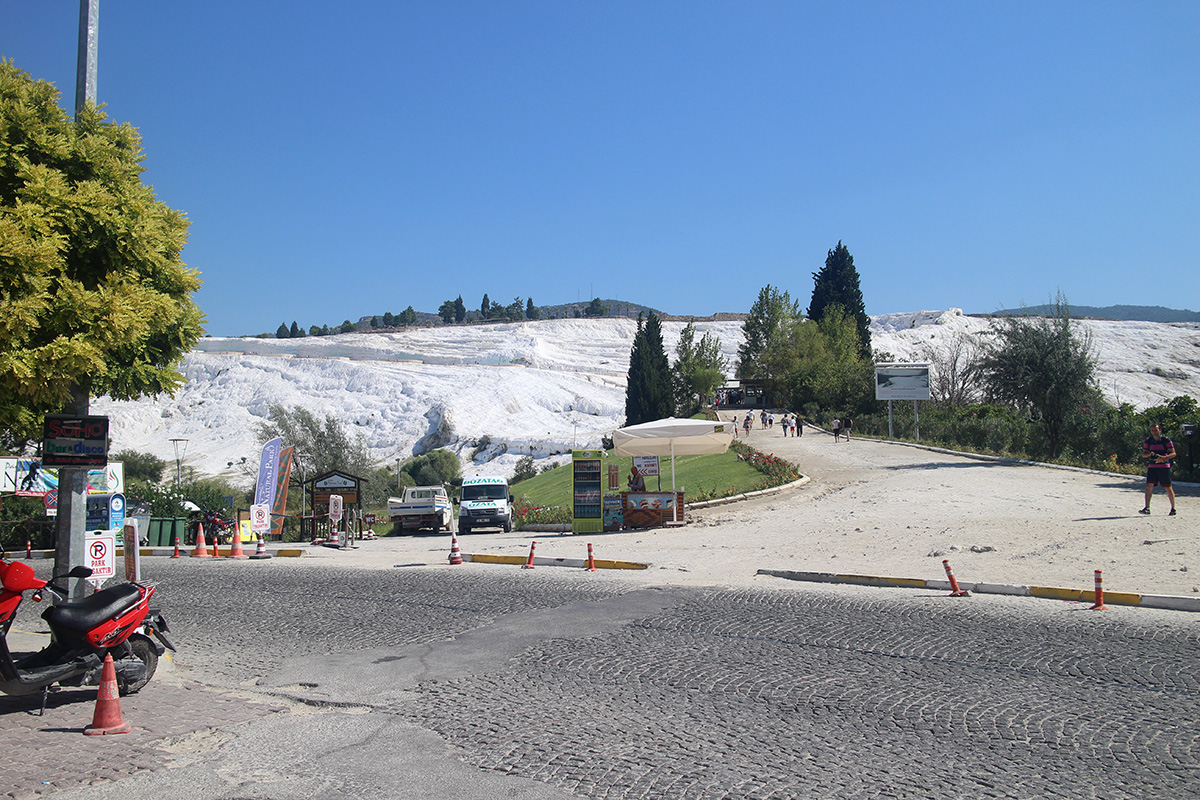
[462,484,507,501]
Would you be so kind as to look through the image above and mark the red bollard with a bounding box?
[1089,569,1108,610]
[171,535,181,559]
[585,543,598,572]
[522,541,537,569]
[26,539,32,559]
[942,560,970,597]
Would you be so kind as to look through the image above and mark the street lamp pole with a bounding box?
[170,439,188,486]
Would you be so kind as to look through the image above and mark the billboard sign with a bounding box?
[42,415,109,468]
[875,365,931,401]
[1,459,123,497]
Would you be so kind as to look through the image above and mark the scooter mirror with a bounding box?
[68,565,93,578]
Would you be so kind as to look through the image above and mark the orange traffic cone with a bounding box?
[171,534,181,559]
[191,523,209,558]
[250,533,272,559]
[522,541,537,569]
[448,533,463,565]
[585,542,598,572]
[83,653,131,735]
[227,528,248,559]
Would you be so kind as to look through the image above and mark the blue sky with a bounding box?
[4,2,1197,336]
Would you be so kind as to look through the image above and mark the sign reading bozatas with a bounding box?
[42,415,109,468]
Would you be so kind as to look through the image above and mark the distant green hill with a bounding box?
[993,304,1200,323]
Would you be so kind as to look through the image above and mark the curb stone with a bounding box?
[756,568,1200,612]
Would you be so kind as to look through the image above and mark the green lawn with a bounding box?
[513,448,771,509]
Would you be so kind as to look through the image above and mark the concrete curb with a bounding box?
[756,568,1200,613]
[1,547,306,560]
[687,475,812,509]
[465,552,649,570]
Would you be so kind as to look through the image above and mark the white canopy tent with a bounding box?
[611,417,734,495]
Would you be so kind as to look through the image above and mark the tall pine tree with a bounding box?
[808,241,871,357]
[624,312,673,425]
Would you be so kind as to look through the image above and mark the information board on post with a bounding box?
[874,364,931,401]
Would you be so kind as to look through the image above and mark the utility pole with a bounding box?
[75,0,99,117]
[54,0,100,601]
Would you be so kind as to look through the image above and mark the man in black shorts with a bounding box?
[1140,423,1177,516]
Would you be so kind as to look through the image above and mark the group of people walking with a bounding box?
[729,411,803,438]
[831,416,853,442]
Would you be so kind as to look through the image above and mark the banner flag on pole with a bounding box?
[255,438,282,507]
[271,446,294,539]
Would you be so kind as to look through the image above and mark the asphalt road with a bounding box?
[8,558,1197,800]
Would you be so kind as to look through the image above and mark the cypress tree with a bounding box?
[808,241,871,357]
[625,312,673,425]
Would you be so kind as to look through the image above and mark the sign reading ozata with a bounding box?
[42,415,109,468]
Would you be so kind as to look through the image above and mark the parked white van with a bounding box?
[458,476,514,533]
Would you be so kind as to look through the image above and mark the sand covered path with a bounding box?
[674,418,1197,597]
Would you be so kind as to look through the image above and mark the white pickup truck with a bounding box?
[387,485,452,532]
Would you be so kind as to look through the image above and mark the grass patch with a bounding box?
[514,447,786,512]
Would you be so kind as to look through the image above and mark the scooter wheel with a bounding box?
[118,637,158,695]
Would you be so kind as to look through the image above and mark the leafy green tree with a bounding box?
[292,321,305,337]
[737,285,799,402]
[526,298,539,320]
[437,300,455,324]
[506,297,524,321]
[401,305,417,325]
[978,294,1098,459]
[625,312,673,425]
[258,404,374,479]
[382,311,395,327]
[0,62,203,450]
[112,449,166,483]
[454,296,466,323]
[339,319,356,334]
[673,320,727,415]
[787,306,875,416]
[511,455,537,484]
[396,449,461,489]
[808,241,871,357]
[369,316,379,329]
[276,323,290,338]
[585,297,607,317]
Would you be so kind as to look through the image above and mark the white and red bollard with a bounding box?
[1089,569,1108,610]
[522,541,537,569]
[585,543,598,572]
[942,560,970,597]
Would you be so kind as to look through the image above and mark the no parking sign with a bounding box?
[250,503,271,535]
[85,529,116,588]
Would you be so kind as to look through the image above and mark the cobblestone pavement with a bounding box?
[4,559,1199,799]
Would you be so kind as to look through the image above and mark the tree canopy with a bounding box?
[808,241,870,357]
[737,284,799,385]
[0,61,203,450]
[673,320,727,416]
[978,294,1098,458]
[625,312,673,425]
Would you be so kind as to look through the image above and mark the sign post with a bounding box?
[875,364,931,441]
[329,494,345,548]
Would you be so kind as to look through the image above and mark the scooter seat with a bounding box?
[42,584,141,634]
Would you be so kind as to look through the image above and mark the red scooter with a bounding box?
[0,558,175,709]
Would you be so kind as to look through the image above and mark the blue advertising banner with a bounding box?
[255,437,282,507]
